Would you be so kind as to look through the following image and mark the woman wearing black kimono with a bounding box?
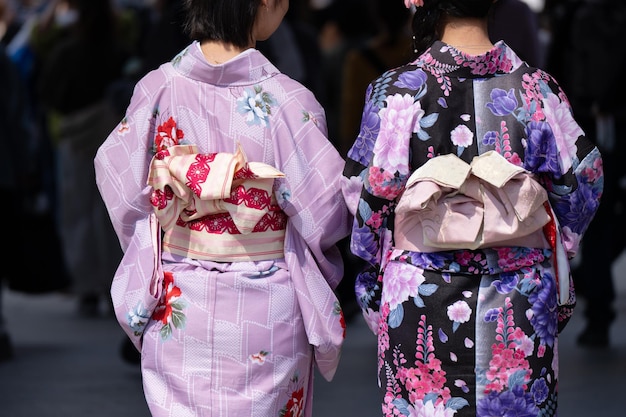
[341,1,603,416]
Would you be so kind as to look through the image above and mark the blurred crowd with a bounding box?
[0,0,624,363]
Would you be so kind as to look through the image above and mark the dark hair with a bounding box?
[411,0,494,56]
[183,0,261,48]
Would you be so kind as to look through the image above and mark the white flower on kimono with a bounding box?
[275,181,291,206]
[249,350,270,365]
[373,93,422,175]
[237,85,276,127]
[450,124,473,156]
[407,399,457,417]
[447,300,472,332]
[127,303,152,336]
[381,261,425,312]
[541,92,583,173]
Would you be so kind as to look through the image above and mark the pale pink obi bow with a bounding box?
[394,151,551,252]
[147,144,287,262]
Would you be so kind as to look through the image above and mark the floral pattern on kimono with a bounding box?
[342,41,603,417]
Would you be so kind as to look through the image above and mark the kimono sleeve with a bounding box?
[524,73,603,258]
[271,85,351,288]
[94,76,161,251]
[341,86,412,333]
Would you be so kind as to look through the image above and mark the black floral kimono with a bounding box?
[341,41,602,417]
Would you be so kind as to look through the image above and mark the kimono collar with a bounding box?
[171,40,281,86]
[415,40,526,79]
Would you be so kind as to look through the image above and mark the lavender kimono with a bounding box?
[95,42,350,417]
[342,41,602,417]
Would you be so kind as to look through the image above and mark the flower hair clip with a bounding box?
[404,0,424,8]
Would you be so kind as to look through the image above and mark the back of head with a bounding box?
[409,0,494,56]
[183,0,259,48]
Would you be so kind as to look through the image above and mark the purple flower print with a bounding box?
[351,225,378,265]
[492,272,519,294]
[348,98,380,166]
[482,130,498,146]
[394,68,428,90]
[528,272,558,347]
[523,121,560,177]
[554,182,601,234]
[355,271,378,308]
[531,378,549,404]
[477,386,539,417]
[486,88,518,116]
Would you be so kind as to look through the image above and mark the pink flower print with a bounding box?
[450,124,473,156]
[154,117,184,152]
[381,262,425,312]
[373,93,421,175]
[447,300,471,332]
[542,92,583,173]
[249,350,269,365]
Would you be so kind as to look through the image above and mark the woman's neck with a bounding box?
[200,40,250,65]
[439,17,493,55]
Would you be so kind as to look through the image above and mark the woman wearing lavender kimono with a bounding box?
[95,0,351,416]
[341,0,602,416]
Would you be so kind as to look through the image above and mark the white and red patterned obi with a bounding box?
[148,144,287,262]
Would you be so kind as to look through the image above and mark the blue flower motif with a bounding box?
[477,386,539,417]
[236,85,276,127]
[350,225,378,265]
[523,121,560,176]
[482,130,498,146]
[555,182,601,234]
[486,88,518,116]
[355,271,378,308]
[531,378,549,404]
[348,98,380,166]
[395,68,428,90]
[493,272,519,294]
[528,272,558,347]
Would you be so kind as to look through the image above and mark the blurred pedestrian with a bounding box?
[488,0,544,67]
[95,0,351,416]
[0,42,29,362]
[36,0,127,316]
[342,0,602,415]
[545,0,626,348]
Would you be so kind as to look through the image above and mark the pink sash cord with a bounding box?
[394,151,551,252]
[147,144,287,262]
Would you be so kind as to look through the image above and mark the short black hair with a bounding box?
[183,0,260,48]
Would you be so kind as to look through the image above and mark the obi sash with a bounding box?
[147,144,287,262]
[394,151,551,252]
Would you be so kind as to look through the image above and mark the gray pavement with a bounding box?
[1,257,625,417]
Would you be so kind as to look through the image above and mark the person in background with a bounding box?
[339,0,413,156]
[0,42,30,362]
[544,0,626,348]
[488,0,543,68]
[94,0,351,415]
[335,0,413,323]
[341,1,602,416]
[36,0,127,316]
